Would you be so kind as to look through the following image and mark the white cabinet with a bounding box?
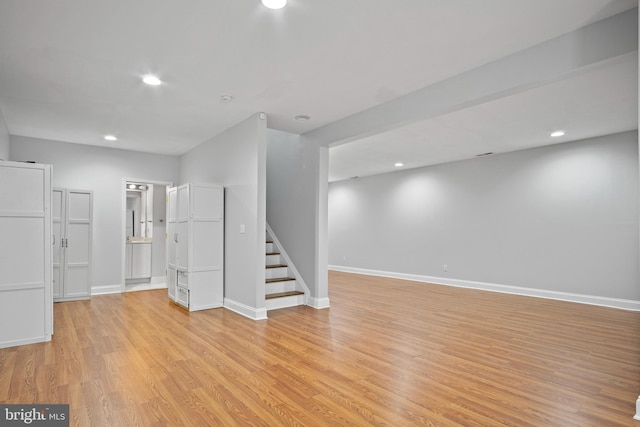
[168,266,177,301]
[0,160,52,348]
[167,183,223,311]
[125,242,152,280]
[52,188,92,302]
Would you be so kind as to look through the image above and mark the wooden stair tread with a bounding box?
[266,240,273,244]
[266,264,288,269]
[266,252,281,256]
[265,277,296,283]
[266,291,304,300]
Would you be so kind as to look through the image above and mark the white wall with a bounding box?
[0,108,9,160]
[10,136,179,292]
[180,113,267,319]
[329,132,639,305]
[267,129,329,307]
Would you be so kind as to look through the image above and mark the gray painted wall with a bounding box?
[267,129,329,302]
[329,132,639,301]
[180,114,267,312]
[10,135,179,290]
[0,109,8,160]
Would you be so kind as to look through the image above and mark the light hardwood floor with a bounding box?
[1,271,640,426]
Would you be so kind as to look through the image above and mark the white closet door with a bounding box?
[64,190,92,299]
[176,221,189,270]
[0,161,51,348]
[167,187,177,268]
[192,221,223,270]
[176,184,189,221]
[168,187,177,221]
[191,185,223,220]
[51,189,65,299]
[175,185,189,270]
[0,166,46,289]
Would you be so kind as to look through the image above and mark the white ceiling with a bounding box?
[329,54,638,181]
[0,1,637,176]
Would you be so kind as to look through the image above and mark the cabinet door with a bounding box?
[51,189,65,299]
[191,185,223,220]
[125,244,132,279]
[0,161,51,347]
[192,221,223,270]
[176,184,189,221]
[64,191,92,298]
[168,267,176,301]
[167,221,177,267]
[167,187,177,222]
[131,244,151,279]
[176,221,189,270]
[167,187,177,268]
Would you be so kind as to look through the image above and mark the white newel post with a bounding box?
[634,395,640,421]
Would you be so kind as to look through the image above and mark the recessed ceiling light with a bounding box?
[262,0,287,9]
[128,184,137,189]
[220,94,233,103]
[551,130,565,137]
[394,162,404,167]
[294,115,310,121]
[104,135,117,141]
[142,74,162,86]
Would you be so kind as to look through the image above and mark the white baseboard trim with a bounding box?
[125,282,168,293]
[224,298,268,321]
[329,265,640,312]
[190,303,223,312]
[91,284,122,296]
[307,296,331,309]
[0,334,51,349]
[635,396,640,421]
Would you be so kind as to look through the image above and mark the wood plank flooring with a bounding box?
[1,270,640,426]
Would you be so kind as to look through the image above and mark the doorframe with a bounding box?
[121,178,173,293]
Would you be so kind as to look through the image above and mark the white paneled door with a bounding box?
[0,160,52,348]
[52,188,92,301]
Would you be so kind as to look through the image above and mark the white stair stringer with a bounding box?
[265,223,309,310]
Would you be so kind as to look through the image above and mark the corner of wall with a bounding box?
[0,107,10,161]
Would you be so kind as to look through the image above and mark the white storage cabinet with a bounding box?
[0,160,53,348]
[52,188,92,301]
[125,242,152,280]
[167,183,223,311]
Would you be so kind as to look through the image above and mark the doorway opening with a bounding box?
[121,178,172,293]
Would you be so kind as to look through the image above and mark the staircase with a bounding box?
[265,230,305,310]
